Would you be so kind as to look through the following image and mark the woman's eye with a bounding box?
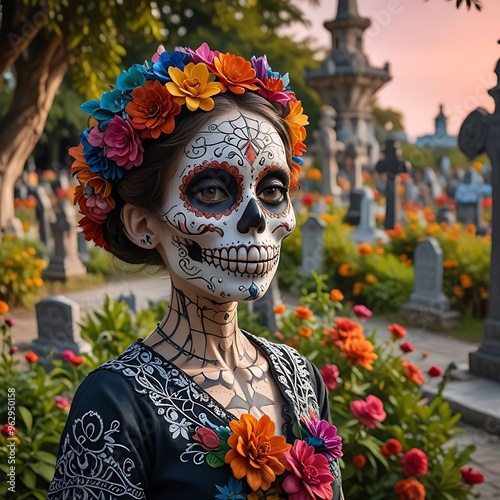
[258,182,287,205]
[192,182,229,204]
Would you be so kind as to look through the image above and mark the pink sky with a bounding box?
[290,0,500,140]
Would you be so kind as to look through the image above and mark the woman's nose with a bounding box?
[237,198,266,234]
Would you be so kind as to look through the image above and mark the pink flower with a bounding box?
[350,395,387,428]
[9,345,19,354]
[183,42,219,66]
[54,396,71,410]
[301,411,343,461]
[62,350,76,362]
[84,193,116,223]
[103,116,144,169]
[282,440,334,500]
[320,365,340,391]
[402,448,428,477]
[5,317,15,327]
[400,341,414,353]
[87,126,105,148]
[151,44,166,63]
[192,427,220,451]
[353,305,373,319]
[428,365,442,377]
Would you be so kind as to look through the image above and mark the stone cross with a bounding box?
[459,57,500,381]
[350,187,388,244]
[34,185,54,250]
[43,198,87,280]
[375,139,410,230]
[315,105,345,196]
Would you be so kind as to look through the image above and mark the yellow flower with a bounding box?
[365,273,378,284]
[34,258,45,268]
[166,62,225,111]
[284,99,308,145]
[23,220,30,232]
[33,277,43,287]
[320,213,337,224]
[358,243,373,256]
[10,273,17,281]
[472,161,482,171]
[27,247,36,256]
[306,168,322,181]
[5,259,14,267]
[24,278,33,287]
[21,251,29,259]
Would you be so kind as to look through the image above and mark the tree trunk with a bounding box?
[0,32,69,230]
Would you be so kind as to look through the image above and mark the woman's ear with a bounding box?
[121,204,159,249]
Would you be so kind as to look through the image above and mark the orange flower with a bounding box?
[459,273,473,288]
[306,168,322,181]
[69,144,111,195]
[343,336,378,370]
[325,317,364,346]
[394,478,426,500]
[375,247,385,255]
[353,282,363,296]
[443,259,459,268]
[78,215,108,250]
[298,327,312,338]
[358,242,373,256]
[273,303,286,314]
[225,414,291,491]
[285,99,309,147]
[466,224,477,235]
[401,360,424,385]
[453,286,464,297]
[338,263,354,277]
[294,306,313,320]
[126,80,181,139]
[388,323,407,339]
[330,289,344,302]
[25,351,38,363]
[212,53,259,95]
[365,273,378,285]
[0,301,9,315]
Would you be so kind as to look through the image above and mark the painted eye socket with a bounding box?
[192,180,230,204]
[257,171,289,207]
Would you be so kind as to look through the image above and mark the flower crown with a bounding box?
[69,42,309,250]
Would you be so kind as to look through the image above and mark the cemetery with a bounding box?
[0,0,499,498]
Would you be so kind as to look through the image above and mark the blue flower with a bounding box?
[81,128,123,181]
[214,477,246,500]
[292,155,304,166]
[116,64,148,91]
[152,50,191,84]
[99,88,132,115]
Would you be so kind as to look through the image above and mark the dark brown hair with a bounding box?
[104,92,295,266]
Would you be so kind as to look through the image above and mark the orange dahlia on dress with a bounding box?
[212,53,259,95]
[224,414,291,492]
[126,80,181,139]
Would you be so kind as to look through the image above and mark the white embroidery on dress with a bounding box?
[48,410,145,499]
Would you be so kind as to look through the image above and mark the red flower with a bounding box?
[71,356,84,366]
[126,80,181,139]
[193,427,220,451]
[62,349,76,362]
[282,440,334,500]
[25,351,38,363]
[394,478,426,500]
[1,423,17,436]
[399,341,414,353]
[381,438,403,456]
[320,364,340,391]
[388,323,407,339]
[54,396,71,410]
[5,317,15,328]
[402,448,428,477]
[460,467,485,485]
[353,455,366,468]
[350,395,386,428]
[428,365,442,377]
[301,193,314,207]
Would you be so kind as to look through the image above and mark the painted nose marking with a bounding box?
[237,198,266,234]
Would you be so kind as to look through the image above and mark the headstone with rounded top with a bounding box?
[301,216,326,276]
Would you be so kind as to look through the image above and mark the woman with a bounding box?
[48,43,343,500]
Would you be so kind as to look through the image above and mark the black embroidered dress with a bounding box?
[48,333,342,499]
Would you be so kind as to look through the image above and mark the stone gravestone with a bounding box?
[343,188,364,226]
[251,277,282,333]
[454,169,491,229]
[117,292,137,313]
[316,105,344,197]
[401,238,459,327]
[301,216,326,277]
[43,198,87,280]
[31,295,92,365]
[375,138,411,230]
[350,187,388,244]
[77,227,90,264]
[33,185,55,250]
[459,57,500,381]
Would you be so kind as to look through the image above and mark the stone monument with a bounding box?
[459,57,500,381]
[350,187,388,244]
[301,216,326,276]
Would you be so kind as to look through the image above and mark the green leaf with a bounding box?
[33,450,57,465]
[206,451,225,468]
[18,406,33,434]
[22,468,36,489]
[30,460,56,483]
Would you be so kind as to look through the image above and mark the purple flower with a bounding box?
[103,116,143,169]
[183,42,219,66]
[353,304,373,319]
[301,411,343,461]
[250,55,269,82]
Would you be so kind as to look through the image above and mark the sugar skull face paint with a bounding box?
[155,109,296,302]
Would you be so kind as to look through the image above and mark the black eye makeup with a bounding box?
[256,168,290,213]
